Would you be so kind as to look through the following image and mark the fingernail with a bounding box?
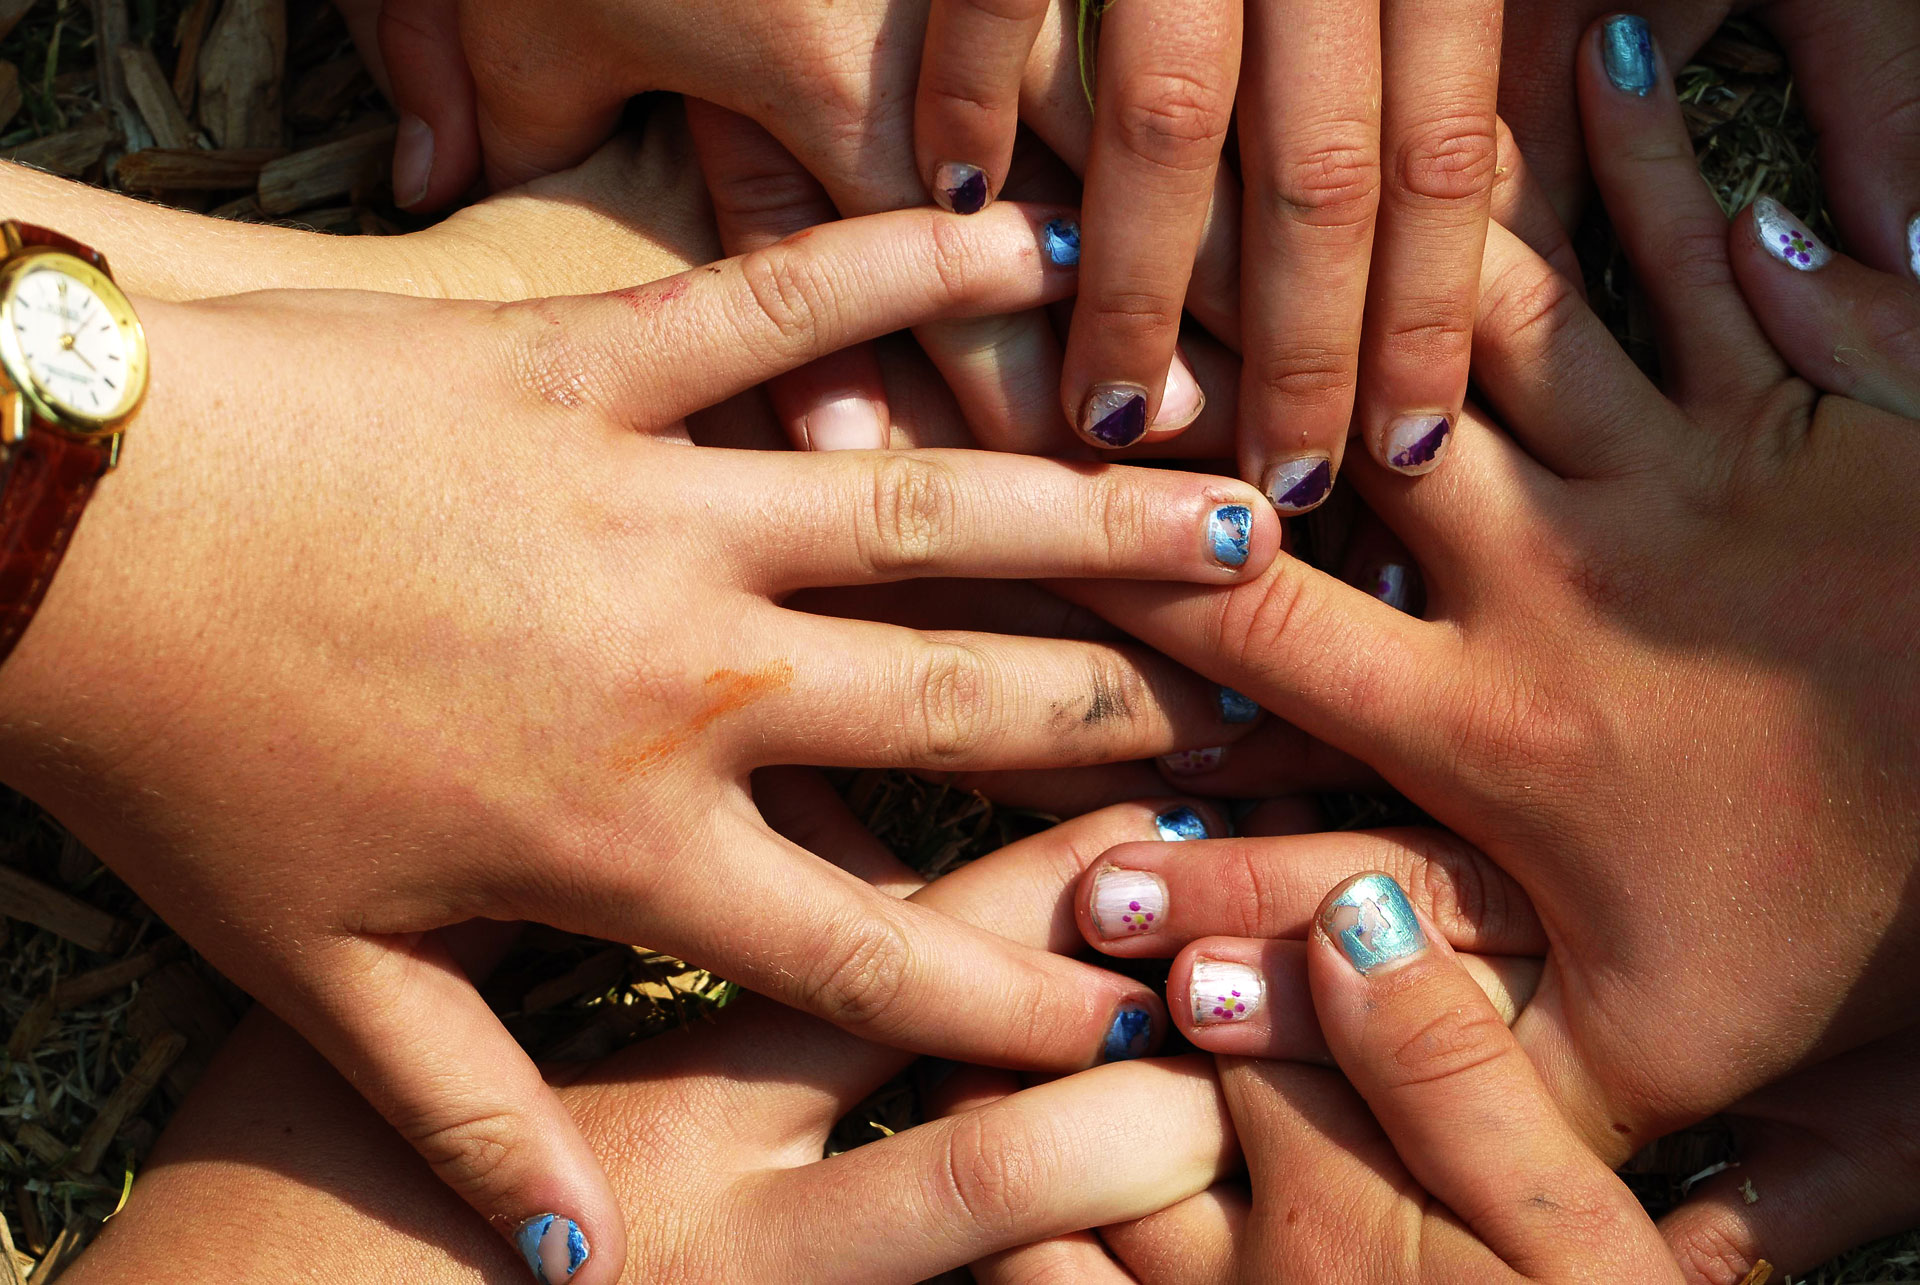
[1752,197,1832,272]
[1217,687,1261,723]
[1322,873,1427,975]
[1160,746,1224,775]
[805,396,888,451]
[394,112,434,209]
[933,161,989,215]
[1906,213,1919,282]
[1206,504,1252,568]
[1091,868,1167,938]
[1153,805,1211,841]
[1155,353,1205,429]
[514,1215,590,1284]
[1189,959,1264,1025]
[1370,563,1411,612]
[1601,15,1656,96]
[1043,217,1082,267]
[1264,455,1334,514]
[1384,414,1452,475]
[1102,1002,1155,1061]
[1081,383,1149,448]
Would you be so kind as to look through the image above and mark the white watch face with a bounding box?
[9,264,133,421]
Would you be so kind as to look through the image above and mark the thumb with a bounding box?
[1307,872,1681,1283]
[378,0,482,211]
[295,933,624,1285]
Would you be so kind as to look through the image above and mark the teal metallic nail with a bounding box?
[1602,15,1655,96]
[515,1214,590,1284]
[1207,504,1252,567]
[1217,687,1260,723]
[1102,1003,1155,1061]
[1154,805,1210,841]
[1323,874,1427,974]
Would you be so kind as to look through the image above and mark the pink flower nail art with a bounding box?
[1189,960,1264,1026]
[1092,869,1166,939]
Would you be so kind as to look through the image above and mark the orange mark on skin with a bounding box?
[613,662,794,774]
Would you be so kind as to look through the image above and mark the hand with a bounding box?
[61,791,1242,1284]
[1059,17,1920,1161]
[0,203,1285,1282]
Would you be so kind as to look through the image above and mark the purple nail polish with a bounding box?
[1264,456,1333,513]
[933,162,989,215]
[1082,385,1149,448]
[1385,414,1451,474]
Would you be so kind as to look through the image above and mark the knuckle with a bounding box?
[499,303,600,412]
[1659,219,1740,296]
[1481,258,1588,356]
[937,1108,1048,1240]
[1248,342,1360,409]
[923,210,987,305]
[1088,472,1154,562]
[807,912,916,1035]
[1669,1217,1762,1285]
[1382,999,1515,1090]
[910,638,994,764]
[1862,281,1920,370]
[405,1107,519,1201]
[1214,564,1315,683]
[860,454,963,575]
[1084,288,1186,345]
[1392,115,1499,204]
[1262,133,1382,229]
[1374,307,1475,364]
[736,244,838,356]
[1110,68,1233,173]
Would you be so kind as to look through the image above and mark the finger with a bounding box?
[1234,0,1380,511]
[1489,115,1585,297]
[728,449,1278,592]
[1729,203,1920,418]
[686,99,894,451]
[763,1056,1235,1281]
[1150,712,1382,797]
[297,935,622,1285]
[1356,0,1503,479]
[1061,0,1239,448]
[792,578,1126,642]
[377,0,481,211]
[555,202,1081,429]
[1100,1183,1247,1285]
[1763,0,1920,282]
[752,766,923,895]
[928,762,1187,816]
[1577,16,1787,408]
[1077,828,1545,958]
[1307,872,1678,1280]
[915,0,1051,215]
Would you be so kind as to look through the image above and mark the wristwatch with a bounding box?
[0,222,148,668]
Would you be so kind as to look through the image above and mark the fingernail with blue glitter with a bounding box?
[1102,1003,1155,1061]
[1154,805,1211,842]
[1265,456,1333,514]
[1207,504,1252,568]
[1322,874,1427,975]
[515,1214,589,1284]
[1602,15,1656,96]
[1043,218,1081,267]
[933,161,989,215]
[1217,687,1261,724]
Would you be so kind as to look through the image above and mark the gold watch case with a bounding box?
[0,248,149,462]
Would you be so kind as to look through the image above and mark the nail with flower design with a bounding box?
[1752,197,1832,272]
[1091,868,1168,940]
[1188,959,1264,1025]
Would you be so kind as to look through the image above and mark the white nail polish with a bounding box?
[1160,746,1223,775]
[1091,868,1167,938]
[1383,413,1452,475]
[1189,959,1264,1025]
[1752,197,1831,271]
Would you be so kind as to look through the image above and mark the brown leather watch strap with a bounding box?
[0,426,111,666]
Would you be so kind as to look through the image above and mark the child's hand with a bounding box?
[1058,15,1920,1165]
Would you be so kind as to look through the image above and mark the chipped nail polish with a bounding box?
[1207,504,1252,568]
[1102,1003,1155,1061]
[1385,414,1452,474]
[1371,563,1411,612]
[1907,214,1920,282]
[1602,15,1655,96]
[1323,874,1427,974]
[1218,687,1261,724]
[1157,356,1206,428]
[515,1215,590,1285]
[1154,805,1211,841]
[933,161,989,215]
[1092,868,1167,938]
[1265,456,1333,514]
[1043,218,1082,267]
[1753,197,1831,271]
[1189,959,1264,1025]
[1082,384,1150,448]
[1161,746,1224,775]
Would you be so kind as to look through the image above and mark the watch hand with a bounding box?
[65,339,99,373]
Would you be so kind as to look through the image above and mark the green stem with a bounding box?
[1077,0,1116,111]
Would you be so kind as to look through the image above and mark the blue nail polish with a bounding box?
[1154,805,1210,842]
[1102,1004,1155,1061]
[1602,15,1656,96]
[1217,687,1261,724]
[934,161,989,215]
[1207,504,1252,567]
[1083,385,1149,448]
[515,1214,590,1284]
[1265,456,1333,514]
[1322,874,1427,974]
[1043,218,1082,267]
[1386,415,1451,473]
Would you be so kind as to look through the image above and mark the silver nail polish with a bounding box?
[1371,563,1411,612]
[1384,414,1452,474]
[1602,15,1656,96]
[1322,874,1427,974]
[1092,868,1167,938]
[1189,959,1264,1025]
[515,1215,590,1284]
[1752,197,1831,271]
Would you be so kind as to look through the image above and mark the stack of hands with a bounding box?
[3,0,1916,1282]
